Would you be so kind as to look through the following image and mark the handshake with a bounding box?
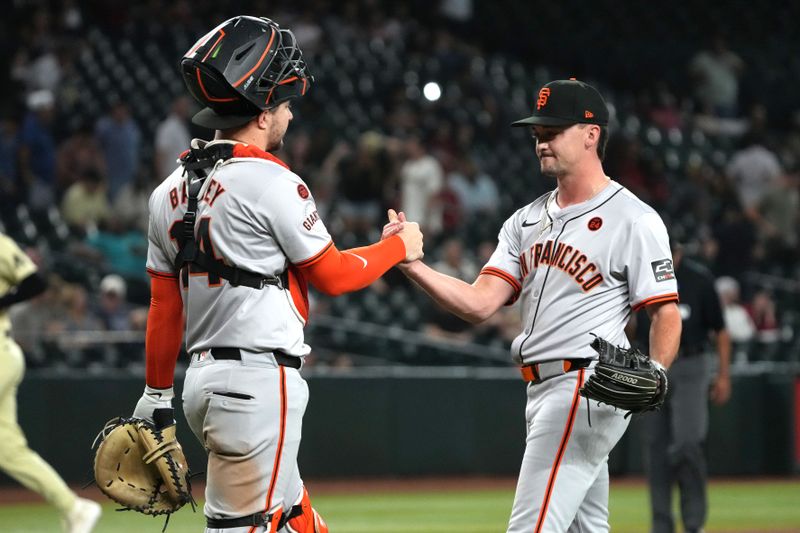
[382,209,424,263]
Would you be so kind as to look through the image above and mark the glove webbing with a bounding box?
[142,439,180,465]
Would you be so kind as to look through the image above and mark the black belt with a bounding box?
[207,499,306,529]
[207,511,270,529]
[210,347,302,369]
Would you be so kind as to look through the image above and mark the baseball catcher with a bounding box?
[92,408,193,518]
[579,336,668,415]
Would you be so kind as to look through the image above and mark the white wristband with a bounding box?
[133,386,174,422]
[144,385,175,402]
[651,360,666,372]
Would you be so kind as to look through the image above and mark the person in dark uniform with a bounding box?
[636,242,732,533]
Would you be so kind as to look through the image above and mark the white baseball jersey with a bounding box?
[483,180,678,364]
[146,140,331,357]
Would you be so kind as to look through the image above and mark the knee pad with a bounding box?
[282,487,328,533]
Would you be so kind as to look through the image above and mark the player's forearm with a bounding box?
[716,328,732,376]
[145,275,184,388]
[647,301,682,368]
[400,261,496,324]
[301,236,405,296]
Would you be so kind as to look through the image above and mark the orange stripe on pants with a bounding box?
[533,369,585,532]
[264,366,288,515]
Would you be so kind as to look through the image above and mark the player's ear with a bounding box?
[584,125,600,151]
[255,109,272,130]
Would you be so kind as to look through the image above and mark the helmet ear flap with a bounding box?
[181,59,261,115]
[182,61,236,104]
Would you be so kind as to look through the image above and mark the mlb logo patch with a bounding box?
[651,259,675,282]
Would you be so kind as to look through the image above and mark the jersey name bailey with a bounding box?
[519,238,604,292]
[168,179,227,210]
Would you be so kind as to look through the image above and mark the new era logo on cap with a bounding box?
[512,79,609,128]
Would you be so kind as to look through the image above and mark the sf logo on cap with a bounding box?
[536,87,551,110]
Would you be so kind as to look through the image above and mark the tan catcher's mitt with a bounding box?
[93,415,193,516]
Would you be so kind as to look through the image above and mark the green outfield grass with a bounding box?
[0,480,798,532]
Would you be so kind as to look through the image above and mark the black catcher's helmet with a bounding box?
[181,16,312,130]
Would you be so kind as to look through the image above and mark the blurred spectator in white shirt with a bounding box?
[689,33,744,117]
[725,131,782,216]
[715,276,755,363]
[400,137,444,234]
[155,96,191,178]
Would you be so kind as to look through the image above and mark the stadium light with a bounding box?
[423,82,442,102]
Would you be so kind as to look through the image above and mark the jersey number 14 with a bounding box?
[169,218,225,287]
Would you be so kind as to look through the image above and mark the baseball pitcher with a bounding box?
[385,79,682,532]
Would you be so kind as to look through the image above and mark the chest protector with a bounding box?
[174,143,285,290]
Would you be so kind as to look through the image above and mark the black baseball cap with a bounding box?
[512,79,609,127]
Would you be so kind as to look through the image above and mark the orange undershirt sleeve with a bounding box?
[145,273,185,388]
[298,235,405,296]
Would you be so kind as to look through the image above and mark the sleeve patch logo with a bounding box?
[651,259,675,282]
[297,184,310,199]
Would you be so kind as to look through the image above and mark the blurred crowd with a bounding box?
[1,0,798,368]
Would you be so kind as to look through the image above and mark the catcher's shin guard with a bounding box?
[283,487,328,533]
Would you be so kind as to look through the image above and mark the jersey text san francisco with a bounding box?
[519,239,604,292]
